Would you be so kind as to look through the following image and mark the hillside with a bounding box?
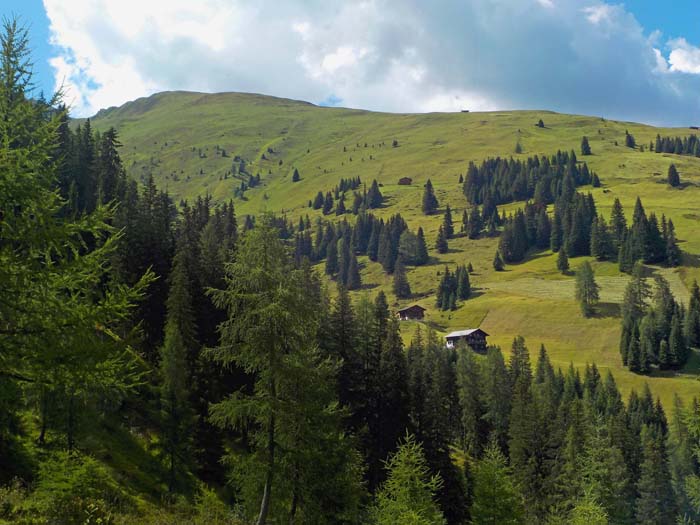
[89,91,700,408]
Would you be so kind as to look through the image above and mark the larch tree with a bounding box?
[372,434,446,525]
[0,17,152,454]
[471,439,524,525]
[206,217,362,524]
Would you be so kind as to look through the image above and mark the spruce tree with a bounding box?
[667,164,680,187]
[393,258,412,299]
[636,428,676,524]
[686,280,700,348]
[416,227,430,265]
[292,168,300,182]
[575,261,599,317]
[158,249,196,492]
[443,204,454,238]
[493,251,505,271]
[468,206,483,239]
[456,265,471,300]
[422,179,439,215]
[346,252,362,290]
[581,136,592,156]
[557,248,569,274]
[435,225,448,254]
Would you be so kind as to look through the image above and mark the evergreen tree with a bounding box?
[366,179,384,209]
[435,225,448,254]
[323,191,334,215]
[667,164,680,187]
[581,136,592,156]
[455,350,486,456]
[393,258,412,299]
[468,206,483,239]
[456,265,471,300]
[422,179,439,215]
[575,261,599,317]
[493,251,505,271]
[471,439,523,525]
[416,227,430,265]
[665,219,681,267]
[442,204,454,238]
[347,252,362,290]
[636,428,676,525]
[557,248,569,274]
[158,249,196,493]
[686,280,700,348]
[371,434,446,525]
[625,130,636,149]
[292,168,300,182]
[207,217,363,524]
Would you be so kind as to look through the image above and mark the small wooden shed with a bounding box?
[397,305,426,321]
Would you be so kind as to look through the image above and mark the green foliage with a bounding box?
[435,225,448,254]
[371,434,446,525]
[393,258,412,299]
[470,439,523,525]
[575,261,599,317]
[581,136,592,155]
[668,164,680,187]
[422,179,439,215]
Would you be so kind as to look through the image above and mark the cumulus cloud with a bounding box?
[43,0,700,125]
[668,38,700,74]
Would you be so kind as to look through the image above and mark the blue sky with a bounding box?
[6,1,700,125]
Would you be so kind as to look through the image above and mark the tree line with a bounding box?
[462,150,599,208]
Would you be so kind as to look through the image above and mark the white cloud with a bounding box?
[668,38,700,74]
[43,0,700,125]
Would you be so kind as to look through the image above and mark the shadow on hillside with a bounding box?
[591,302,620,319]
[682,253,700,268]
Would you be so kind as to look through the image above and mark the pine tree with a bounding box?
[609,198,627,250]
[442,204,454,238]
[347,252,362,290]
[455,350,486,456]
[493,251,505,271]
[456,265,471,300]
[557,248,569,274]
[158,249,196,492]
[471,439,523,525]
[636,428,676,524]
[575,261,599,317]
[377,318,411,483]
[665,220,681,266]
[468,206,483,239]
[367,179,384,208]
[323,191,334,215]
[686,280,700,348]
[667,164,680,187]
[292,168,300,182]
[393,258,412,299]
[435,225,448,254]
[416,227,430,265]
[422,179,439,215]
[581,136,592,156]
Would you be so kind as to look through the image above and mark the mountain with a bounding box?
[89,90,700,408]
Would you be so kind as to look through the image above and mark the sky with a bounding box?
[3,0,700,125]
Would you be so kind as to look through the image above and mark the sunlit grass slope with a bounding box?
[90,91,700,408]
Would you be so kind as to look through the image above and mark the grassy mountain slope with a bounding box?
[90,91,700,408]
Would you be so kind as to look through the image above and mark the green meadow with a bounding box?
[90,91,700,409]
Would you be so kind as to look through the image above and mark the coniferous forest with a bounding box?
[3,18,700,525]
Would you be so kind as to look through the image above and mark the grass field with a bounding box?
[89,91,700,410]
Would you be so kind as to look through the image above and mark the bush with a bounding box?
[22,452,131,524]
